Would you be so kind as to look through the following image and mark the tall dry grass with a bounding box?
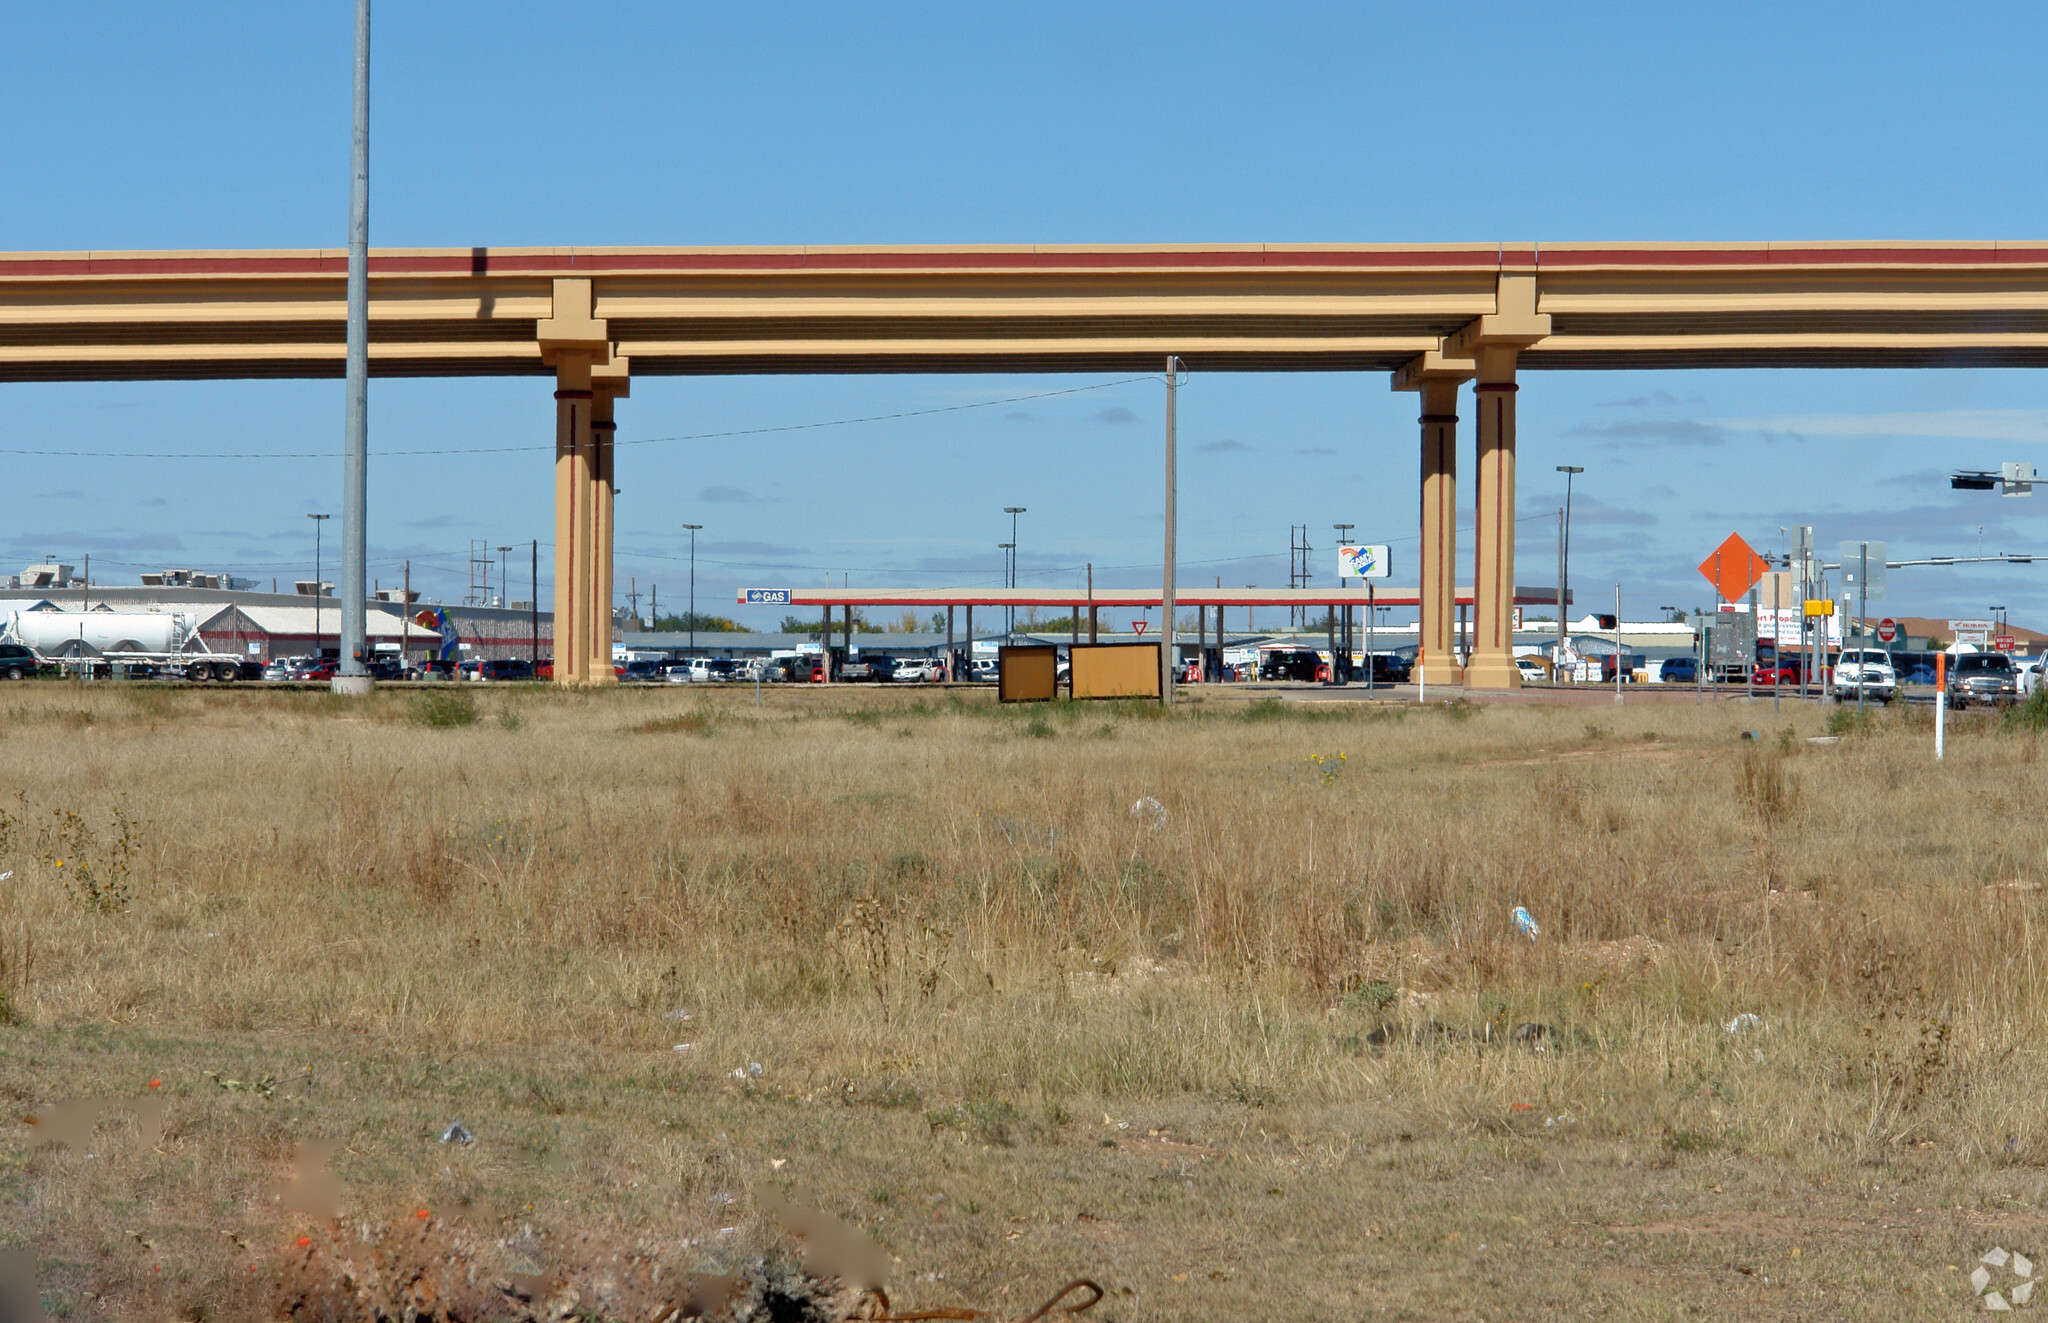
[2,682,2046,1163]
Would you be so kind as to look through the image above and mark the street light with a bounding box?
[1333,523,1355,682]
[1003,507,1026,635]
[682,524,703,652]
[1556,466,1584,676]
[307,513,330,663]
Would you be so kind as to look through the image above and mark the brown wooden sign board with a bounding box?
[1068,642,1162,700]
[997,645,1059,703]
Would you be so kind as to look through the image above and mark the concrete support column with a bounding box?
[1440,271,1548,692]
[1467,347,1521,689]
[589,360,628,686]
[1418,383,1460,686]
[551,360,594,687]
[1393,351,1474,688]
[537,277,611,688]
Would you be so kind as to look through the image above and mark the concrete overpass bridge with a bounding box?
[7,240,2046,686]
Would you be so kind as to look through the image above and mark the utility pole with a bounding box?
[308,513,330,661]
[1004,507,1025,637]
[530,540,538,671]
[682,523,702,652]
[497,546,511,609]
[1161,358,1180,706]
[627,577,640,628]
[336,0,371,690]
[1557,466,1583,677]
[402,558,410,666]
[1334,522,1354,683]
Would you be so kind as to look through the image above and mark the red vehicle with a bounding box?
[1754,657,1804,686]
[298,658,339,681]
[536,659,553,680]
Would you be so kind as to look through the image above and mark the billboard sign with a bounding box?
[742,588,792,605]
[1336,545,1391,580]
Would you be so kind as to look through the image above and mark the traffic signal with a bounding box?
[1594,614,1618,630]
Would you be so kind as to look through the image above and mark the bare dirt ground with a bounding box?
[3,680,2046,1319]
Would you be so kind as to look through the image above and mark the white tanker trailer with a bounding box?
[0,609,246,681]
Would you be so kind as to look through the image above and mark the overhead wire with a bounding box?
[0,376,1157,460]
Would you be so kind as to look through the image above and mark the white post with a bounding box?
[1936,690,1946,760]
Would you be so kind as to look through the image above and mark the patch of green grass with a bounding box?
[411,689,477,729]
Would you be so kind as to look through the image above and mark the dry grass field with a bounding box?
[4,679,2048,1319]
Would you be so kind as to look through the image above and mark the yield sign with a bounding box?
[1698,532,1770,604]
[1131,620,1149,636]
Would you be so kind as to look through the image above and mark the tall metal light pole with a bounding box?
[308,513,330,662]
[997,544,1015,637]
[682,524,702,652]
[336,0,371,691]
[496,546,511,607]
[1556,465,1584,674]
[1003,507,1025,635]
[1333,522,1354,682]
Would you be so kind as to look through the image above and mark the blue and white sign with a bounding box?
[1336,545,1391,580]
[743,588,793,605]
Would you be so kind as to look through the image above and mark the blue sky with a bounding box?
[6,2,2048,626]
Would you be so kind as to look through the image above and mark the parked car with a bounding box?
[1949,652,2019,707]
[298,658,340,682]
[1831,648,1897,702]
[1259,648,1323,682]
[1362,653,1412,684]
[620,659,666,683]
[970,657,999,682]
[1659,655,1698,684]
[1515,656,1546,683]
[0,642,53,680]
[894,657,934,683]
[2015,657,2045,697]
[1754,658,1804,687]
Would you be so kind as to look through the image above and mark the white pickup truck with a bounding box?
[1831,648,1897,702]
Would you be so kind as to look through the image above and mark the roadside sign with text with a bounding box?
[1698,532,1770,603]
[1951,618,1993,646]
[742,588,792,605]
[1996,635,2018,653]
[1336,544,1391,579]
[1876,618,1899,644]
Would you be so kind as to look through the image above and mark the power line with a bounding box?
[0,375,1156,460]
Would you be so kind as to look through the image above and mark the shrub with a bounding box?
[411,690,477,729]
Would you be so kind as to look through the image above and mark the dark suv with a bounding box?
[0,642,51,680]
[1259,648,1324,682]
[1949,652,2019,707]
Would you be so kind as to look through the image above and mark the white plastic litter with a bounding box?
[1725,1013,1764,1034]
[1510,906,1540,941]
[1130,797,1168,830]
[729,1062,763,1080]
[663,1009,693,1022]
[672,1043,694,1053]
[438,1121,474,1145]
[0,871,12,882]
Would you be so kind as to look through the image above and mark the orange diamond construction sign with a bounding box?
[1698,532,1770,604]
